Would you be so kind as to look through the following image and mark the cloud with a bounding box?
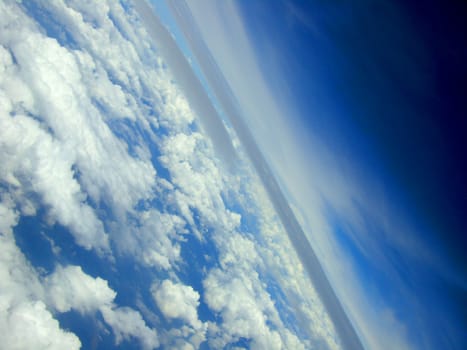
[100,306,160,350]
[158,131,241,235]
[134,0,238,167]
[131,3,341,348]
[1,300,81,350]
[152,279,208,349]
[203,266,283,350]
[180,1,423,349]
[164,2,355,348]
[152,279,203,329]
[0,109,109,252]
[46,265,116,314]
[200,232,315,350]
[45,265,159,349]
[0,35,109,251]
[1,1,205,348]
[0,1,371,349]
[137,210,187,269]
[238,178,341,349]
[11,2,157,214]
[0,200,81,350]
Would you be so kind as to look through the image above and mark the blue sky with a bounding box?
[1,1,465,349]
[181,0,467,349]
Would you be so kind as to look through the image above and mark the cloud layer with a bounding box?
[0,1,344,349]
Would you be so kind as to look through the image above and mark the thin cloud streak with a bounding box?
[133,0,237,167]
[165,1,364,349]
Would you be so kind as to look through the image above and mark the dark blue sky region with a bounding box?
[235,0,467,348]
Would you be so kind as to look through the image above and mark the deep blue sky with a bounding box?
[234,0,467,347]
[236,0,467,281]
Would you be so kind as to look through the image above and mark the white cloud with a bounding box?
[158,131,241,236]
[132,210,187,270]
[45,264,159,349]
[199,231,313,350]
[100,306,160,350]
[131,4,338,347]
[46,265,116,314]
[0,199,81,350]
[240,177,340,349]
[0,110,110,251]
[1,300,81,350]
[152,279,207,349]
[152,279,203,330]
[203,267,283,350]
[0,37,109,251]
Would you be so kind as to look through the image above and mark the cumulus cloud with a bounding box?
[117,209,187,270]
[159,131,241,235]
[46,265,116,314]
[100,306,160,350]
[45,265,159,349]
[152,279,207,349]
[0,200,81,350]
[203,264,283,349]
[0,43,109,252]
[152,279,203,330]
[1,300,81,350]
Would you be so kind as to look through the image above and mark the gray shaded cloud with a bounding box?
[133,0,237,167]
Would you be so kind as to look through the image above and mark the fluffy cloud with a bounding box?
[242,178,341,349]
[46,265,116,314]
[0,200,81,350]
[45,265,159,349]
[117,209,187,270]
[152,280,207,349]
[203,249,283,350]
[135,3,336,347]
[1,300,81,350]
[0,43,109,252]
[100,306,160,350]
[152,280,203,330]
[159,131,241,235]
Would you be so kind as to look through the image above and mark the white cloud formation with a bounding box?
[0,199,81,350]
[45,265,159,349]
[0,42,109,251]
[197,230,310,350]
[46,265,116,314]
[116,209,187,270]
[204,267,282,350]
[152,279,207,349]
[1,300,81,350]
[152,279,203,330]
[100,306,160,350]
[133,3,340,348]
[158,131,241,236]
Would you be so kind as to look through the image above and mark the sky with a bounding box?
[163,0,467,349]
[0,0,465,349]
[1,1,340,349]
